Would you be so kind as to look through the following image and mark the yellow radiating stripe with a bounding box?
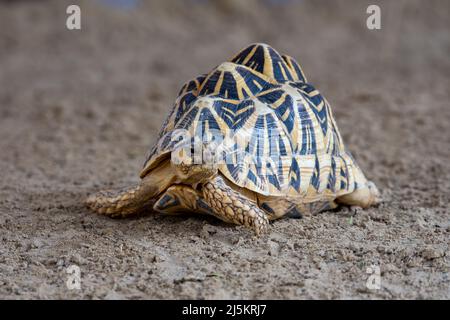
[278,61,288,80]
[242,44,258,65]
[316,100,324,111]
[285,59,294,80]
[308,90,320,97]
[233,71,245,100]
[232,65,267,100]
[271,92,286,108]
[258,117,269,187]
[263,115,269,162]
[282,55,296,81]
[222,112,234,124]
[307,123,311,152]
[256,87,276,100]
[262,45,274,80]
[324,103,333,152]
[236,105,251,115]
[221,98,236,104]
[303,96,313,152]
[253,80,263,90]
[193,78,202,95]
[214,71,225,96]
[213,115,229,135]
[197,71,213,94]
[292,98,302,151]
[281,107,290,122]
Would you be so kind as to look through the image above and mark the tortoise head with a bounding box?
[172,162,218,187]
[170,139,219,186]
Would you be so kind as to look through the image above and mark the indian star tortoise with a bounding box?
[86,43,381,235]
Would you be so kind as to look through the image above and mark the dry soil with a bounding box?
[0,0,449,299]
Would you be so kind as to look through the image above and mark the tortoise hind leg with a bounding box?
[202,175,269,236]
[336,181,381,208]
[335,162,381,209]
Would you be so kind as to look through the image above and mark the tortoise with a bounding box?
[86,43,380,235]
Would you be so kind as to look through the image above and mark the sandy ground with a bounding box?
[0,0,449,299]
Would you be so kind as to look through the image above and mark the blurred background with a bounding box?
[0,0,448,299]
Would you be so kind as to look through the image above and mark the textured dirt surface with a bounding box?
[0,0,449,299]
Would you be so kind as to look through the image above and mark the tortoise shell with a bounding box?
[141,43,361,202]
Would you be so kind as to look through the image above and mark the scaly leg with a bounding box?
[86,161,175,217]
[202,175,269,236]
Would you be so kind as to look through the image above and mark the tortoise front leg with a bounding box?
[202,175,269,236]
[86,161,175,217]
